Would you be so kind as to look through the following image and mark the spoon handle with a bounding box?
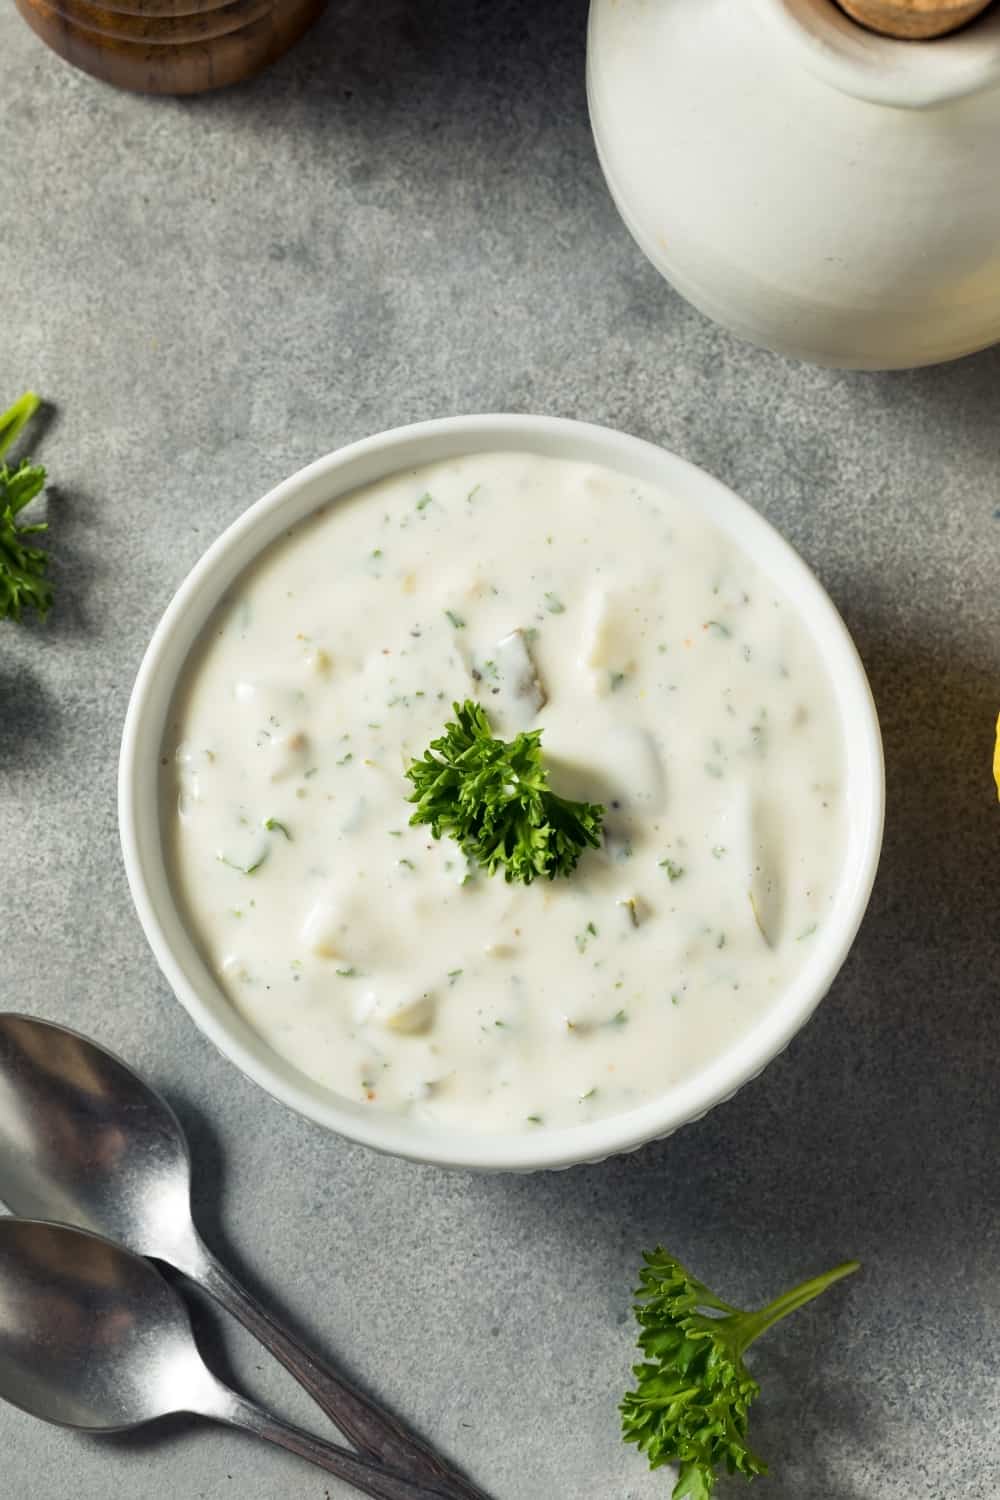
[196,1250,491,1500]
[223,1392,456,1500]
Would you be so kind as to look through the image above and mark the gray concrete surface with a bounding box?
[3,2,1000,1496]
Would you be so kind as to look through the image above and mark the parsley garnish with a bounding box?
[621,1248,858,1499]
[0,392,51,622]
[406,700,604,885]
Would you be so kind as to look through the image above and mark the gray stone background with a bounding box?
[3,2,1000,1496]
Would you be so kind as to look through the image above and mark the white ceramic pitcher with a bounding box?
[587,0,1000,369]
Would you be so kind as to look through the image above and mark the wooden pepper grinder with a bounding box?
[837,0,994,38]
[13,0,327,94]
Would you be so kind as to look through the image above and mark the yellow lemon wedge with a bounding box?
[994,713,1000,801]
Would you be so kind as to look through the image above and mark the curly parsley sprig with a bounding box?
[0,392,51,622]
[621,1247,859,1499]
[406,699,604,884]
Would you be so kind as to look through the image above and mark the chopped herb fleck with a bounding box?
[397,857,415,870]
[659,858,685,882]
[416,493,433,511]
[217,850,268,876]
[580,1088,597,1102]
[711,845,726,859]
[526,1114,543,1125]
[444,609,466,630]
[448,968,463,985]
[705,620,732,638]
[336,752,353,766]
[620,897,640,928]
[544,592,565,614]
[336,967,358,978]
[575,922,598,954]
[264,818,292,840]
[611,1009,628,1026]
[609,670,627,692]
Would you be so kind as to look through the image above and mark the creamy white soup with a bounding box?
[164,452,845,1132]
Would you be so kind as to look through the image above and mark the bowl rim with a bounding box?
[119,413,885,1171]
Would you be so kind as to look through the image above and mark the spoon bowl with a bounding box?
[0,1218,460,1500]
[0,1218,213,1432]
[0,1014,196,1266]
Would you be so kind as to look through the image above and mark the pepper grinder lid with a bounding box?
[837,0,994,37]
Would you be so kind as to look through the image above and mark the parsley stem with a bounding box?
[736,1260,860,1353]
[0,392,40,459]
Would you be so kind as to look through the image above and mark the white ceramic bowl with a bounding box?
[119,415,884,1171]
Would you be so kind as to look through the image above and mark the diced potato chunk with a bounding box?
[748,802,783,947]
[303,646,332,676]
[578,589,637,697]
[300,893,341,957]
[269,730,309,782]
[545,725,665,822]
[713,785,784,946]
[383,992,436,1035]
[361,987,437,1035]
[491,628,547,728]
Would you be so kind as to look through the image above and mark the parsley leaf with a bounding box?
[0,392,51,623]
[406,699,604,884]
[621,1247,858,1498]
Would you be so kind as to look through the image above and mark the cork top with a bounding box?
[837,0,994,38]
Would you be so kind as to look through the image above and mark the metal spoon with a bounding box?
[0,1217,451,1500]
[0,1014,488,1500]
